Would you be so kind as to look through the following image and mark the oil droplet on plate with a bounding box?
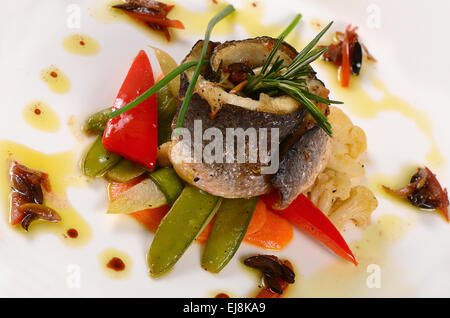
[63,34,100,56]
[100,248,132,279]
[89,0,301,47]
[22,100,60,132]
[0,141,91,247]
[66,228,79,238]
[41,66,71,94]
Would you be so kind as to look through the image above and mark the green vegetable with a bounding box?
[201,198,258,273]
[105,159,146,182]
[149,167,184,206]
[176,4,235,130]
[244,17,341,136]
[83,107,112,134]
[107,5,236,128]
[108,61,203,119]
[157,85,177,145]
[82,136,121,177]
[107,178,167,214]
[148,186,222,277]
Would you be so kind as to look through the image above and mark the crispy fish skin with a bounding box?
[170,37,331,200]
[271,126,331,210]
[170,73,305,198]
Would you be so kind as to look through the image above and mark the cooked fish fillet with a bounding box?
[169,37,331,204]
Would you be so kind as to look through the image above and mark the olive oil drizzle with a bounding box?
[0,141,91,247]
[22,100,60,132]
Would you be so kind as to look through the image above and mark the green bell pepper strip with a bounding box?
[201,197,258,273]
[82,136,121,177]
[105,158,146,182]
[148,167,184,206]
[156,85,177,145]
[148,186,222,277]
[82,107,112,135]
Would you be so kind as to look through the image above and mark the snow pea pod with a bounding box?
[82,136,121,177]
[105,158,146,182]
[83,107,112,135]
[149,167,183,206]
[201,197,258,273]
[148,186,222,277]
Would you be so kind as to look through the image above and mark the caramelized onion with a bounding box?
[383,167,449,221]
[112,0,184,41]
[244,255,295,294]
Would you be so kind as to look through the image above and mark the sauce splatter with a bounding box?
[316,60,445,168]
[67,228,79,238]
[286,214,415,297]
[40,66,71,94]
[107,257,126,271]
[62,34,100,56]
[22,100,60,132]
[215,293,230,298]
[100,248,132,279]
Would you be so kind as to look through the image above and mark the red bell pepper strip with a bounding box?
[261,192,358,265]
[340,30,350,87]
[340,25,359,87]
[102,50,158,169]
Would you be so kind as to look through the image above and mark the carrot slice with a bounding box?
[196,198,268,244]
[196,215,215,244]
[130,206,170,232]
[110,182,288,251]
[246,199,267,235]
[244,209,293,250]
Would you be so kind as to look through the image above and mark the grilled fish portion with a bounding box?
[169,37,331,202]
[272,126,331,209]
[170,73,305,198]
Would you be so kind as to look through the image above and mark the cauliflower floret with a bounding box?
[328,186,378,230]
[327,107,367,178]
[308,168,351,215]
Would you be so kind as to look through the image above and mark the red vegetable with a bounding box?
[102,50,158,170]
[261,191,358,265]
[9,162,52,225]
[113,0,184,41]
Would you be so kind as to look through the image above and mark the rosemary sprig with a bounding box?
[244,20,341,136]
[175,5,235,129]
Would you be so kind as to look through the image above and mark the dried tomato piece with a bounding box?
[18,203,61,231]
[8,162,61,229]
[113,0,184,41]
[320,25,375,81]
[383,167,449,221]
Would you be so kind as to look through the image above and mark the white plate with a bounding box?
[0,0,449,297]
